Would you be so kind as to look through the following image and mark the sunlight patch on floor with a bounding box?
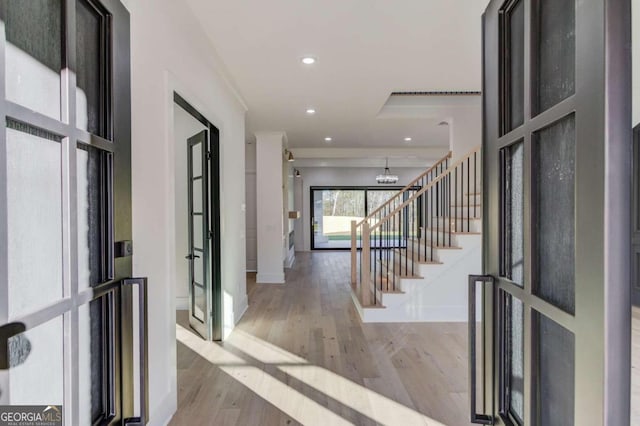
[177,324,448,426]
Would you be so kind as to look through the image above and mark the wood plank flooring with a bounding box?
[171,252,471,426]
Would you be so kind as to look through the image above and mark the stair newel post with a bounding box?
[362,221,371,306]
[351,220,357,287]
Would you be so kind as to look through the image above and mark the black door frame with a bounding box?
[633,124,640,306]
[173,93,222,341]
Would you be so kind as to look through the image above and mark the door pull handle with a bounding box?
[185,254,200,260]
[468,274,494,425]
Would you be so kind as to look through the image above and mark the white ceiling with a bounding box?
[185,0,489,153]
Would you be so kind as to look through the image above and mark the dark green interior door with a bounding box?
[187,130,212,340]
[471,0,632,425]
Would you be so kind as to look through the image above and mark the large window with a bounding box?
[311,187,415,250]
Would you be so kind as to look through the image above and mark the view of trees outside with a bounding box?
[313,188,423,248]
[322,190,365,217]
[366,190,397,214]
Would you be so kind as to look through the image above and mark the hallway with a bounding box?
[171,252,470,426]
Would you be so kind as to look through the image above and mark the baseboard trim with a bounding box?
[148,389,177,426]
[284,254,295,269]
[256,273,285,284]
[235,296,249,325]
[175,297,188,311]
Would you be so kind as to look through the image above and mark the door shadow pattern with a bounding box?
[173,324,447,426]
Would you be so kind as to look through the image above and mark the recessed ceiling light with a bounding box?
[438,121,449,126]
[301,56,316,65]
[404,137,412,142]
[324,137,332,142]
[306,108,316,115]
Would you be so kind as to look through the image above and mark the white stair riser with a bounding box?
[449,205,482,218]
[433,217,482,232]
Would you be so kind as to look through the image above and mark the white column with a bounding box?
[255,131,286,283]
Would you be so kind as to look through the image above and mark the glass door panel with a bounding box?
[6,124,63,318]
[7,316,64,406]
[474,0,631,424]
[1,0,63,121]
[187,130,211,339]
[311,189,365,249]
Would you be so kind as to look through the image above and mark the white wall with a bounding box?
[255,132,286,283]
[245,142,257,271]
[123,0,248,424]
[634,0,639,127]
[174,106,207,309]
[449,106,482,161]
[297,166,428,251]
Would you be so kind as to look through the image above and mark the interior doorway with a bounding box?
[173,94,222,341]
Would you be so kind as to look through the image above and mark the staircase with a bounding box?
[350,147,482,322]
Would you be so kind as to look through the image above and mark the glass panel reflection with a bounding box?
[1,0,63,120]
[192,142,202,177]
[192,178,203,214]
[509,296,524,422]
[507,0,524,131]
[8,316,64,407]
[78,300,106,423]
[501,141,524,286]
[7,125,63,318]
[533,311,575,425]
[76,0,109,137]
[77,146,106,290]
[192,284,205,322]
[534,114,575,313]
[535,0,575,113]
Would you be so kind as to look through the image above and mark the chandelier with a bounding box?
[376,158,399,184]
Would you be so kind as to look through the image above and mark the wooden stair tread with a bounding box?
[407,239,463,250]
[391,248,442,265]
[377,259,423,279]
[420,227,482,235]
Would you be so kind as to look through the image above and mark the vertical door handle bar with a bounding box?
[468,274,494,425]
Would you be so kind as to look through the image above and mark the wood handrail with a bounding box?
[367,146,481,233]
[355,151,452,227]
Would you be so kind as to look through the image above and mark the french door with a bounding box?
[176,93,222,342]
[471,0,632,425]
[186,130,212,340]
[0,1,145,425]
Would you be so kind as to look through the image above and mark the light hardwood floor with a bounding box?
[172,252,471,426]
[172,252,640,425]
